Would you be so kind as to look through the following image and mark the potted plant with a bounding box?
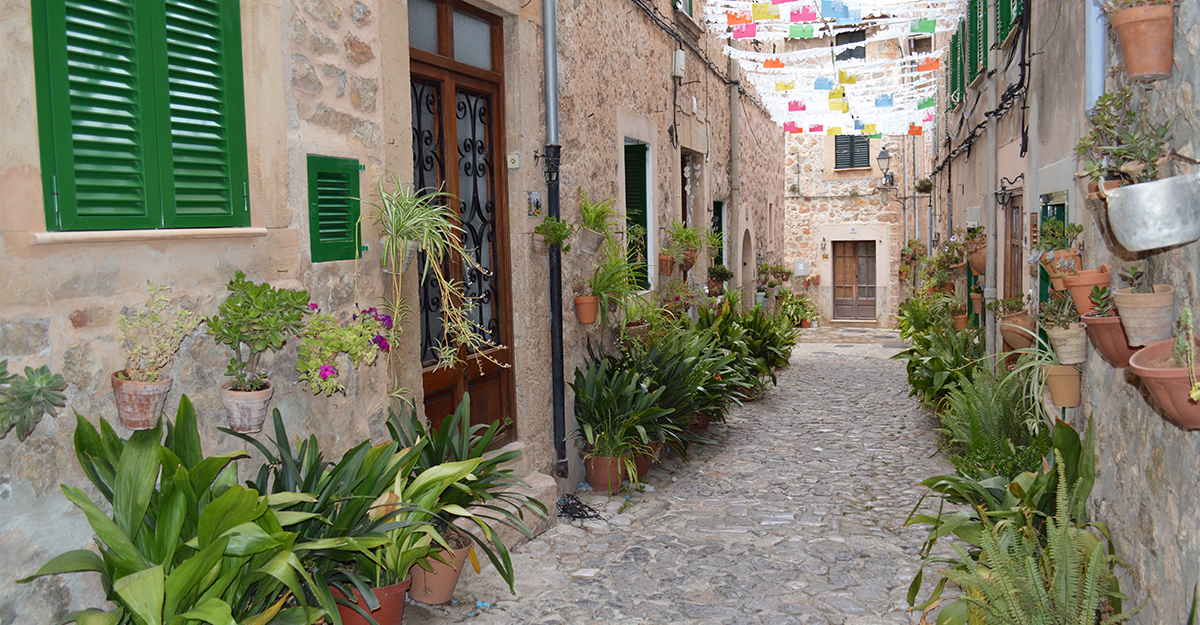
[388,394,547,604]
[296,304,391,396]
[533,215,576,254]
[0,360,67,441]
[915,177,934,194]
[1130,306,1200,430]
[1038,291,1087,365]
[708,263,734,295]
[570,358,668,493]
[988,295,1035,349]
[1061,263,1112,316]
[205,271,309,433]
[1102,0,1175,81]
[1031,218,1082,290]
[964,227,987,275]
[573,276,600,325]
[1081,286,1139,367]
[577,188,616,255]
[804,273,821,288]
[968,284,983,316]
[1112,264,1175,346]
[112,283,200,430]
[588,237,640,327]
[664,220,705,272]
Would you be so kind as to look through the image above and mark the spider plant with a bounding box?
[578,188,618,235]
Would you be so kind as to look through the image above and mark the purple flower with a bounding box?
[373,334,390,351]
[363,307,377,315]
[319,364,336,379]
[308,302,319,310]
[377,313,393,329]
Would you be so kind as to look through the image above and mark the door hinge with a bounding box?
[50,174,61,229]
[244,181,251,212]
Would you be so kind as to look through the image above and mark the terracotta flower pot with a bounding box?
[1087,180,1124,201]
[585,456,624,494]
[1062,264,1111,316]
[1041,248,1080,290]
[1045,324,1087,365]
[1044,365,1081,408]
[658,254,676,276]
[532,232,549,254]
[707,279,725,296]
[219,381,273,434]
[1000,311,1036,350]
[1081,314,1139,368]
[574,295,599,325]
[970,292,983,314]
[409,540,472,605]
[1112,284,1175,347]
[800,319,812,328]
[810,274,820,286]
[631,450,654,479]
[967,245,986,275]
[333,578,411,625]
[111,372,172,431]
[953,313,969,331]
[1130,338,1200,430]
[678,251,696,273]
[1109,4,1175,81]
[688,412,712,431]
[578,227,605,255]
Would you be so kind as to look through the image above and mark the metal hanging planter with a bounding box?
[1101,173,1200,252]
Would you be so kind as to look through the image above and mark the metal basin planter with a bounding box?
[1102,173,1200,252]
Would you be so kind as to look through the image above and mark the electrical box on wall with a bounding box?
[672,49,686,79]
[794,260,810,276]
[965,205,982,226]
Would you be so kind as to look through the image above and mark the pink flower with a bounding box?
[308,302,319,310]
[319,364,336,379]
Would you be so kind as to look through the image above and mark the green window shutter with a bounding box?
[997,0,1012,44]
[851,136,870,168]
[307,155,361,263]
[624,144,649,290]
[976,0,988,74]
[159,0,250,228]
[834,136,852,170]
[950,31,961,103]
[967,1,979,84]
[33,0,161,231]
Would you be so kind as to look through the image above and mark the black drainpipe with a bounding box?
[543,0,567,478]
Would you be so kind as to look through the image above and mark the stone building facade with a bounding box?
[0,0,783,619]
[930,0,1200,620]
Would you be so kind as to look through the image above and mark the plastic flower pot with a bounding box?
[1061,264,1111,316]
[1129,337,1200,430]
[1109,4,1175,81]
[1112,284,1175,347]
[1081,314,1139,367]
[1044,365,1081,408]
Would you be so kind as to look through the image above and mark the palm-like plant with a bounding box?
[570,358,670,480]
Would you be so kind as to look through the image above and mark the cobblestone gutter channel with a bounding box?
[406,332,955,625]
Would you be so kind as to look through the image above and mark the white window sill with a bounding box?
[31,227,269,246]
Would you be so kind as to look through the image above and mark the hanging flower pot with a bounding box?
[585,456,624,494]
[707,279,725,296]
[678,251,696,273]
[1045,324,1088,365]
[332,578,411,625]
[1087,179,1125,202]
[1041,248,1080,290]
[1045,365,1081,407]
[1081,313,1139,367]
[1129,337,1200,430]
[970,292,983,314]
[111,373,172,431]
[574,295,599,325]
[1101,173,1200,252]
[1062,264,1111,316]
[967,245,986,275]
[658,254,676,276]
[953,313,969,331]
[1112,284,1175,346]
[1109,3,1175,81]
[532,232,549,254]
[800,318,812,328]
[219,381,273,434]
[1000,311,1036,349]
[578,227,605,255]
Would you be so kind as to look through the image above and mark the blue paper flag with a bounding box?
[814,77,833,90]
[832,1,849,18]
[875,94,893,108]
[854,119,864,130]
[820,0,832,16]
[836,9,861,25]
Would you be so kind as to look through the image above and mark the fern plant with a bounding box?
[939,367,1050,479]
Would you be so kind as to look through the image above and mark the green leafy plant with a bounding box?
[663,220,706,259]
[1173,306,1200,402]
[707,263,735,282]
[116,282,200,383]
[1087,286,1115,317]
[1033,218,1084,264]
[1074,85,1172,184]
[776,289,819,326]
[20,399,339,624]
[570,357,669,480]
[534,215,577,252]
[578,188,617,234]
[915,177,935,193]
[986,294,1030,316]
[1118,264,1153,294]
[1037,290,1080,330]
[895,294,953,342]
[205,270,310,391]
[296,305,391,396]
[891,325,984,409]
[938,366,1050,479]
[588,237,641,327]
[0,360,67,441]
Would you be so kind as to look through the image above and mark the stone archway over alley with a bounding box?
[407,328,954,625]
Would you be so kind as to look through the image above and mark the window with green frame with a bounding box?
[31,0,249,232]
[675,0,693,17]
[307,155,362,263]
[997,0,1023,45]
[967,0,981,84]
[624,143,650,290]
[949,30,962,106]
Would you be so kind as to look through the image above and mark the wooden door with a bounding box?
[832,241,876,320]
[1005,195,1023,301]
[410,3,513,445]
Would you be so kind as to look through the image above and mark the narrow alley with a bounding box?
[407,329,952,625]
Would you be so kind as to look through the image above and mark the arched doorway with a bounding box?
[741,229,755,310]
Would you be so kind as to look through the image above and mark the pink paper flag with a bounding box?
[923,112,934,122]
[772,0,798,4]
[791,6,819,21]
[809,124,824,132]
[788,100,806,112]
[732,22,757,39]
[783,121,802,132]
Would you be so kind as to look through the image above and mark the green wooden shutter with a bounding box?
[967,1,979,84]
[33,0,161,231]
[975,0,988,75]
[159,0,249,228]
[950,30,961,104]
[624,144,649,290]
[834,136,852,169]
[307,155,361,262]
[851,136,870,168]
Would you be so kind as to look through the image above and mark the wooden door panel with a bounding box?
[833,240,876,320]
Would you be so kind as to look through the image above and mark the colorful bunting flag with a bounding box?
[792,6,819,21]
[726,10,752,25]
[814,77,833,90]
[821,0,848,18]
[866,133,883,139]
[828,99,848,113]
[788,100,806,111]
[875,94,893,108]
[752,2,780,20]
[836,9,862,25]
[732,22,757,38]
[775,79,795,92]
[783,121,802,132]
[853,119,864,130]
[788,24,816,38]
[838,70,856,84]
[918,96,935,109]
[827,127,842,135]
[809,124,824,132]
[864,123,877,134]
[917,58,941,72]
[908,124,923,136]
[829,86,845,99]
[771,0,798,5]
[911,18,937,33]
[763,58,785,69]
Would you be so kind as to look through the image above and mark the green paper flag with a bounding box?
[866,133,883,139]
[911,18,936,33]
[788,24,815,39]
[918,96,935,109]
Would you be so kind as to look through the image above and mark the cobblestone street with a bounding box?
[406,329,954,625]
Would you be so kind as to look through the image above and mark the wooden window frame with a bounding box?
[408,0,504,85]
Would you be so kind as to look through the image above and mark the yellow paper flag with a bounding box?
[864,123,877,134]
[838,70,856,84]
[828,86,845,99]
[775,80,795,92]
[752,2,780,20]
[827,127,843,135]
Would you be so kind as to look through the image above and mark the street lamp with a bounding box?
[876,147,894,187]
